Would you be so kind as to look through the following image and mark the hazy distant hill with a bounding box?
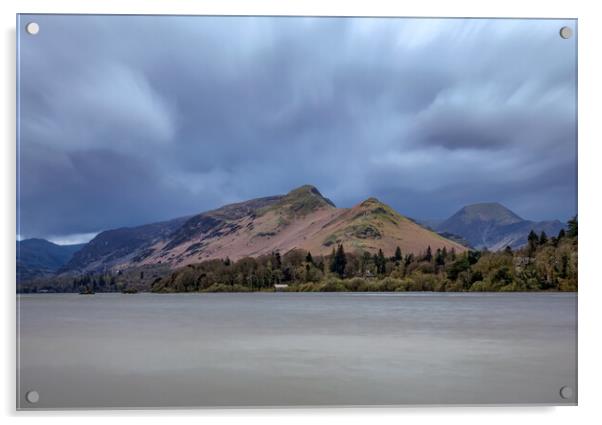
[64,216,190,272]
[61,185,466,273]
[436,202,566,250]
[17,238,84,281]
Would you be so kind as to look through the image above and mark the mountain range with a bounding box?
[433,202,566,250]
[17,238,85,281]
[64,185,466,273]
[17,186,568,279]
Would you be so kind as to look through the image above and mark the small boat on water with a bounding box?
[79,288,95,295]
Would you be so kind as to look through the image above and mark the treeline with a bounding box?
[21,218,577,294]
[18,264,170,294]
[72,274,118,293]
[151,217,577,293]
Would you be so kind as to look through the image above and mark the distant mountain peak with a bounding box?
[437,202,565,250]
[19,237,58,246]
[454,202,523,225]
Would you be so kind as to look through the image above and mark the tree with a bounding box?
[557,228,566,240]
[527,230,539,257]
[567,216,578,237]
[332,244,347,277]
[306,251,314,265]
[359,251,372,275]
[274,251,282,269]
[504,245,513,255]
[559,254,569,279]
[539,231,548,245]
[376,249,386,274]
[447,257,470,281]
[435,248,445,266]
[467,251,481,265]
[394,246,402,262]
[329,247,337,273]
[424,246,433,262]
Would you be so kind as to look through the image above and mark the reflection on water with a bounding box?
[17,292,577,408]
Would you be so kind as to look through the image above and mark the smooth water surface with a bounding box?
[17,292,577,408]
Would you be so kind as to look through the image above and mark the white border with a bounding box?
[2,0,601,424]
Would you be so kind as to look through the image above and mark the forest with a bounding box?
[149,217,578,293]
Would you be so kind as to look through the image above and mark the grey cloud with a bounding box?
[17,16,577,240]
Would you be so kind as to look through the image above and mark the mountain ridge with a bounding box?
[60,185,466,274]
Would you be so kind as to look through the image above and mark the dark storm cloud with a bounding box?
[17,16,577,241]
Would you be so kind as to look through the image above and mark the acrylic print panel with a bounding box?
[16,15,577,409]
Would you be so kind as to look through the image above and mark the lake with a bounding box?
[17,292,577,408]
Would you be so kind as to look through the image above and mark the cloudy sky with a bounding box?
[17,15,577,244]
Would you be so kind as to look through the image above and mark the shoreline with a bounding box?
[17,290,578,295]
